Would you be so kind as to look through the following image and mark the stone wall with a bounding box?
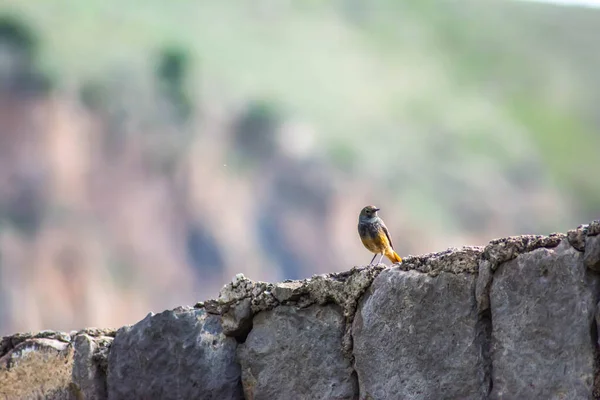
[1,221,600,399]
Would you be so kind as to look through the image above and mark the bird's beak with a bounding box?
[374,208,380,212]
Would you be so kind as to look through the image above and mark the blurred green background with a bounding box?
[0,0,598,335]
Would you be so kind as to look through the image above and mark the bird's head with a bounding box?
[359,205,380,220]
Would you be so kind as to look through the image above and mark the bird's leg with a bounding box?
[369,254,377,266]
[378,253,385,265]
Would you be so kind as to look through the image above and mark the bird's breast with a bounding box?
[358,221,389,253]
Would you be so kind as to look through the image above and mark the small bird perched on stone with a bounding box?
[358,205,402,266]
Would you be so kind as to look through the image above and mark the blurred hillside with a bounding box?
[0,0,599,335]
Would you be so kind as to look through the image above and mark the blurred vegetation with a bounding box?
[0,0,599,334]
[0,14,51,94]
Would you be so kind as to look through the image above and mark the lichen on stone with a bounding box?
[207,265,385,350]
[75,328,117,338]
[1,330,72,359]
[397,246,483,276]
[589,220,600,236]
[568,224,588,252]
[483,233,565,270]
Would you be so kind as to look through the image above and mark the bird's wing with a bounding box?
[381,220,394,250]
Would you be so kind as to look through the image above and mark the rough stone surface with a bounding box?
[353,266,487,400]
[208,266,384,355]
[107,307,243,400]
[490,240,600,399]
[568,224,589,251]
[72,333,113,400]
[76,327,117,338]
[476,259,494,313]
[0,330,71,357]
[397,246,483,275]
[483,233,565,270]
[589,220,600,236]
[221,297,253,338]
[584,233,600,272]
[0,336,74,399]
[237,305,357,400]
[204,276,279,339]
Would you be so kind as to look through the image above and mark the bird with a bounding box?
[358,205,402,266]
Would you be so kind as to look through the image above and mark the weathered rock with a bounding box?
[211,266,384,355]
[221,297,254,338]
[72,333,113,400]
[589,220,600,236]
[353,264,487,399]
[205,276,279,339]
[206,274,278,316]
[0,336,74,399]
[76,327,117,338]
[107,307,243,400]
[490,240,600,399]
[398,246,483,275]
[568,221,600,254]
[0,330,71,356]
[483,233,565,270]
[476,259,494,313]
[584,233,600,271]
[568,224,589,251]
[271,281,304,302]
[237,305,357,400]
[301,266,386,317]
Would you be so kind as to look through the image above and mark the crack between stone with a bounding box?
[476,308,493,399]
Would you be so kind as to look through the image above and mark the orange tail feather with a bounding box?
[385,249,402,264]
